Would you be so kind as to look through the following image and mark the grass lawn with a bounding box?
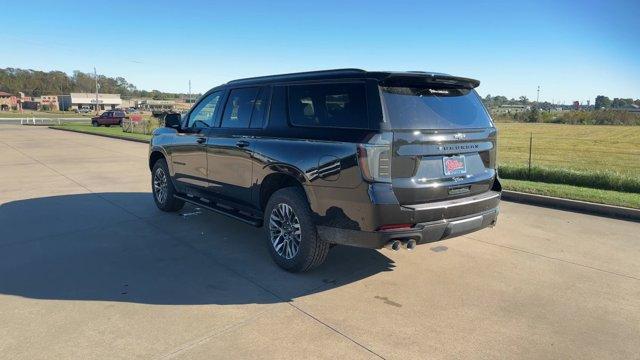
[501,179,640,209]
[0,110,93,118]
[495,123,640,176]
[51,124,151,142]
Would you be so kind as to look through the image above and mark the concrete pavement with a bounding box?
[1,125,639,359]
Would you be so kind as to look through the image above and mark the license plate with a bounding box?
[443,155,466,176]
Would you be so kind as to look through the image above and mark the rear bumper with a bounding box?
[317,207,498,249]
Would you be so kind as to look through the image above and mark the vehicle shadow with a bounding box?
[0,192,394,305]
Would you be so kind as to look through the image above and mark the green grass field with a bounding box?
[51,122,640,208]
[501,179,640,209]
[495,123,640,176]
[51,124,152,142]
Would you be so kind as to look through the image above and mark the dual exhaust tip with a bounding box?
[385,239,416,251]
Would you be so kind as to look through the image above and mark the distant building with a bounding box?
[174,101,192,112]
[120,99,136,108]
[58,93,122,111]
[38,95,60,111]
[137,99,175,111]
[0,91,18,111]
[492,104,530,115]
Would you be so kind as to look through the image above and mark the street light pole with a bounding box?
[94,67,99,115]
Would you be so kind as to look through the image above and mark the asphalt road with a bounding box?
[1,125,639,359]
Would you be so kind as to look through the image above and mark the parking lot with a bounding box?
[1,125,639,359]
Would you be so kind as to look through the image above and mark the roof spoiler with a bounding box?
[379,73,480,89]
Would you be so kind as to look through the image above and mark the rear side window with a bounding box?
[221,87,260,128]
[381,87,492,129]
[288,83,368,128]
[249,87,270,128]
[114,111,125,117]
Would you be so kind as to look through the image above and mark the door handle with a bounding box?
[236,140,250,148]
[196,137,206,144]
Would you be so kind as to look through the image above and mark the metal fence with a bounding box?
[0,118,90,125]
[497,132,640,176]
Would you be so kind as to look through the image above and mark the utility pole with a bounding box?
[188,80,192,105]
[94,67,99,115]
[536,85,540,104]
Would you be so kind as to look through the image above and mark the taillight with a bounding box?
[357,132,393,183]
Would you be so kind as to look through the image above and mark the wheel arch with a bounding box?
[149,147,169,171]
[258,168,315,212]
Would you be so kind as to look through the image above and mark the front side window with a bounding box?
[221,87,260,128]
[188,91,223,128]
[288,83,368,128]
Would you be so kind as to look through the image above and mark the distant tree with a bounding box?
[611,98,628,108]
[518,96,529,105]
[594,95,611,109]
[0,67,190,100]
[492,96,508,106]
[526,106,540,122]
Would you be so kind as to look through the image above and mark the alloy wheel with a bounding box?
[153,167,168,204]
[269,203,302,260]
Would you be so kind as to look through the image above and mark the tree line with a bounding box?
[483,94,640,109]
[0,68,199,100]
[594,95,640,109]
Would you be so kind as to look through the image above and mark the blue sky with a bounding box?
[1,0,638,103]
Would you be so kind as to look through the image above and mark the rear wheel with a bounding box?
[151,158,184,212]
[264,187,329,272]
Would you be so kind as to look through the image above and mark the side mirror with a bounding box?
[165,113,182,130]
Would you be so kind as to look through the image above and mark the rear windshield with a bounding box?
[381,87,492,129]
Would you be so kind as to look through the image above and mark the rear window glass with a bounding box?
[288,83,368,128]
[381,87,492,129]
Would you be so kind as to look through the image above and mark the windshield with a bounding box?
[381,86,493,129]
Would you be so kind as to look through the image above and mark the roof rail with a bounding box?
[226,68,366,84]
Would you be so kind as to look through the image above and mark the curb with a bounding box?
[47,126,639,222]
[502,190,640,222]
[48,126,150,144]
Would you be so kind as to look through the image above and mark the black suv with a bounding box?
[149,69,500,272]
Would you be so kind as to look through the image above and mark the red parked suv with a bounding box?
[91,110,127,127]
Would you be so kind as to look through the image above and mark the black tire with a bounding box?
[91,121,99,127]
[264,187,329,272]
[151,158,184,212]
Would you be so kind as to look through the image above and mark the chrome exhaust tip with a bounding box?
[385,240,401,251]
[402,239,416,251]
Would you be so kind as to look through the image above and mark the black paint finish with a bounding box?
[149,69,501,248]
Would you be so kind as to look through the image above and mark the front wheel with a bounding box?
[264,187,329,272]
[151,158,184,212]
[91,121,99,127]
